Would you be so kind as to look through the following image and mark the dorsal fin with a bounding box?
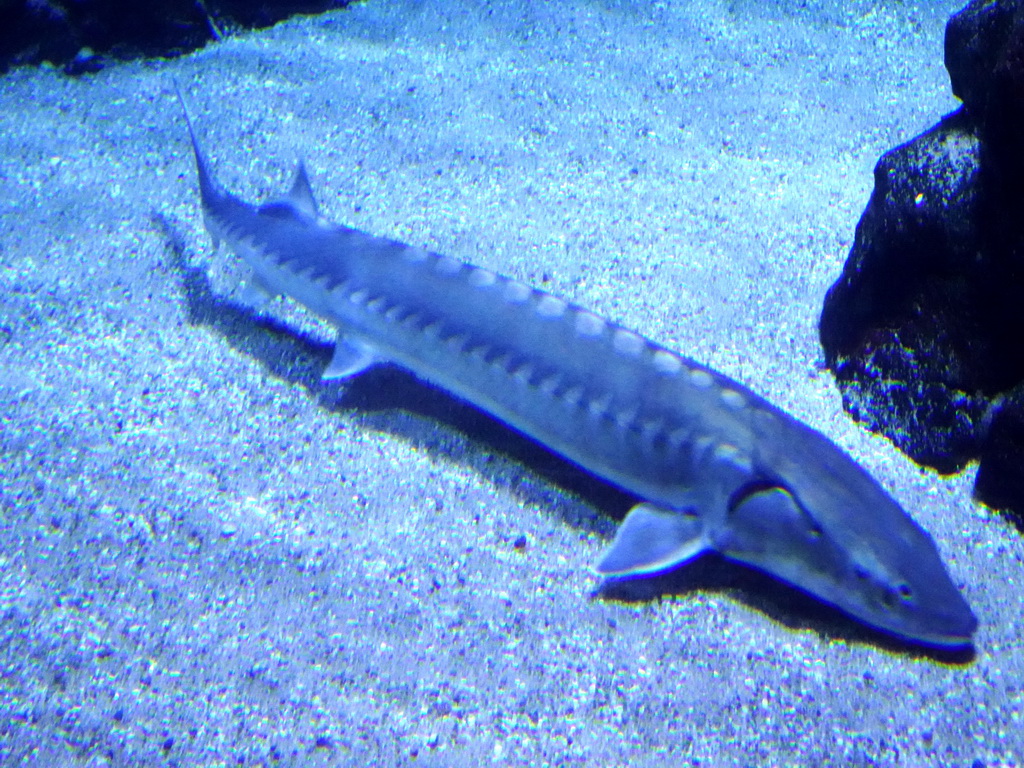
[259,162,319,221]
[286,162,319,218]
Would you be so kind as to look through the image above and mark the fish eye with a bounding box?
[880,583,915,610]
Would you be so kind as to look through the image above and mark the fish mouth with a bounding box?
[877,605,978,651]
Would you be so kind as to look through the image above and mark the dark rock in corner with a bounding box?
[0,0,353,75]
[819,0,1024,521]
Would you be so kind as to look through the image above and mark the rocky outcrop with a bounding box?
[0,0,351,75]
[819,0,1024,520]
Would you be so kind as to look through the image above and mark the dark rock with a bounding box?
[975,387,1024,512]
[0,0,353,75]
[946,0,1024,121]
[819,0,1024,521]
[947,0,1024,214]
[64,47,105,77]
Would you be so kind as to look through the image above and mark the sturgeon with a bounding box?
[176,88,977,648]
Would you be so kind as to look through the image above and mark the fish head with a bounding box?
[719,430,977,648]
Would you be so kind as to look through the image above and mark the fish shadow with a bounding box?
[155,213,976,663]
[597,557,974,664]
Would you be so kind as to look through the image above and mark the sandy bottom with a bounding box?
[1,0,1021,765]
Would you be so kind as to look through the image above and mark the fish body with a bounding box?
[176,88,976,648]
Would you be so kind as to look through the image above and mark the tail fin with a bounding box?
[172,80,222,205]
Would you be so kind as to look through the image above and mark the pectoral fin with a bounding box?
[323,334,382,380]
[594,503,708,576]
